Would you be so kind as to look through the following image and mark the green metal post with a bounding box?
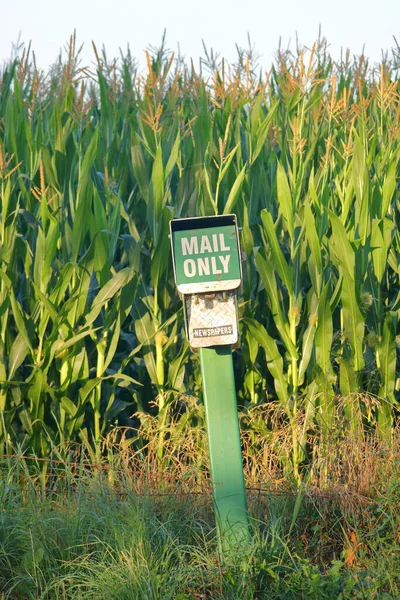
[199,345,250,556]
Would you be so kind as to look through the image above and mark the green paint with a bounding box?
[199,345,250,556]
[172,225,240,286]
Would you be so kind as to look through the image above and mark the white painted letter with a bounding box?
[212,233,218,252]
[219,255,231,273]
[219,233,229,251]
[211,256,222,274]
[198,257,210,276]
[181,237,198,256]
[200,235,213,254]
[183,259,196,277]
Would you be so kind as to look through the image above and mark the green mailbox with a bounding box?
[170,213,250,557]
[170,215,242,349]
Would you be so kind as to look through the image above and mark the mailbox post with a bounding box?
[170,215,250,556]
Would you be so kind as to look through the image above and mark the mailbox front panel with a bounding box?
[170,215,241,294]
[184,291,238,348]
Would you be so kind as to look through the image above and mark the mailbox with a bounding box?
[170,215,242,348]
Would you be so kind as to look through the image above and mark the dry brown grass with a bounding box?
[99,394,400,506]
[4,393,398,517]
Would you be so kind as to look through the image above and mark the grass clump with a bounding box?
[0,451,399,599]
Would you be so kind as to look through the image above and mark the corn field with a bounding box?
[0,34,399,472]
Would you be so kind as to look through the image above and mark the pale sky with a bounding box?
[1,0,399,72]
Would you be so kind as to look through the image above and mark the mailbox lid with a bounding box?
[170,215,242,294]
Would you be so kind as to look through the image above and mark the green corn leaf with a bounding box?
[203,166,217,214]
[371,218,394,283]
[303,201,322,276]
[341,269,365,371]
[243,317,289,408]
[376,312,397,435]
[119,275,138,323]
[79,378,102,406]
[313,370,336,434]
[329,274,343,312]
[61,396,78,417]
[85,267,135,327]
[0,270,33,352]
[133,297,158,385]
[297,321,316,386]
[109,373,142,386]
[147,145,164,245]
[27,369,44,419]
[108,195,121,264]
[8,333,29,380]
[255,247,298,358]
[92,187,108,231]
[1,178,11,222]
[103,313,121,372]
[72,129,99,261]
[381,160,397,217]
[50,264,75,306]
[352,134,370,244]
[54,327,99,357]
[328,209,355,278]
[79,373,141,406]
[352,133,366,206]
[131,142,150,200]
[43,218,60,287]
[33,284,59,341]
[92,229,110,287]
[217,144,238,185]
[298,293,318,385]
[298,379,318,460]
[223,164,246,214]
[308,168,320,212]
[151,206,173,293]
[103,397,131,427]
[377,312,397,402]
[165,131,180,180]
[70,346,89,384]
[33,228,45,291]
[251,101,278,164]
[315,283,333,373]
[41,145,59,189]
[339,359,358,396]
[168,340,189,390]
[260,210,293,295]
[276,162,294,241]
[78,128,99,200]
[72,181,93,262]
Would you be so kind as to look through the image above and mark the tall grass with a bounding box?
[0,444,399,599]
[0,33,399,473]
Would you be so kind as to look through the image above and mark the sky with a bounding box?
[1,0,399,73]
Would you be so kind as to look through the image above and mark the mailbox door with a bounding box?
[184,291,238,348]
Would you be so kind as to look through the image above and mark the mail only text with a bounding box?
[182,233,230,277]
[172,225,241,286]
